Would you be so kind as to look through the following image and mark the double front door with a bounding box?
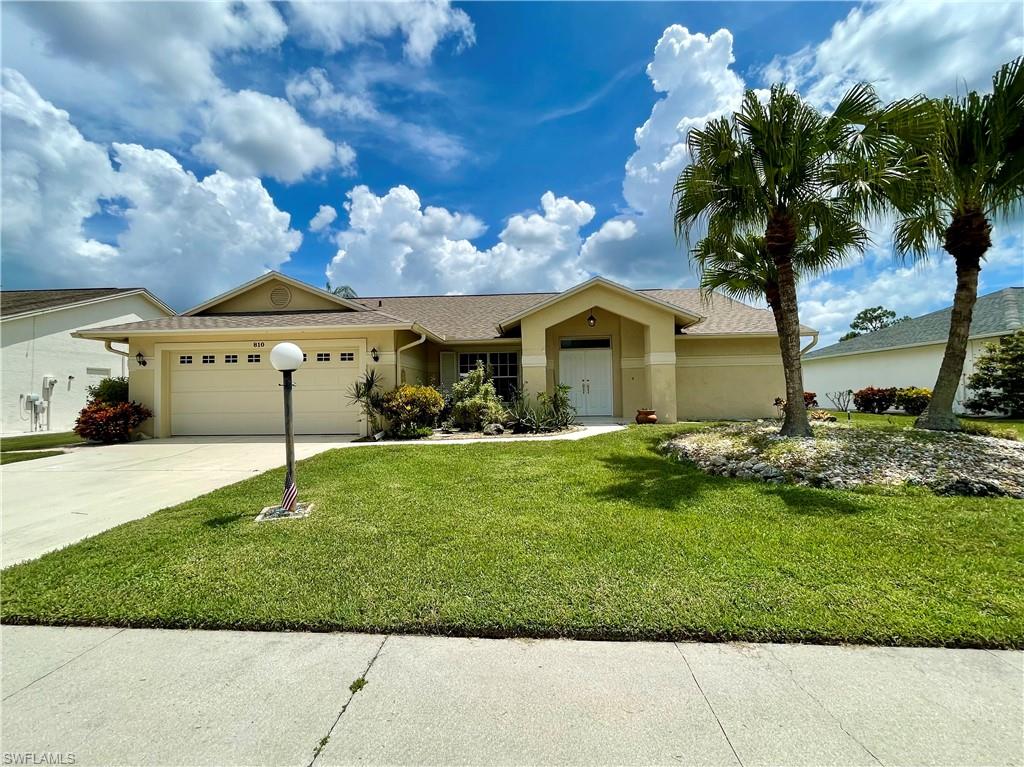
[559,348,612,416]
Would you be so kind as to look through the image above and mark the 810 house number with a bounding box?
[252,342,265,348]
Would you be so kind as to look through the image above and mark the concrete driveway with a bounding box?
[1,436,354,565]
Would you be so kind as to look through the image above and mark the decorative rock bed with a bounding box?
[662,421,1024,498]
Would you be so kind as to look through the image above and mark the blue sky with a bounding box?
[2,1,1021,344]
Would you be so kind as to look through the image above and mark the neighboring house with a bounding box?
[803,287,1023,411]
[74,272,814,437]
[1,288,173,434]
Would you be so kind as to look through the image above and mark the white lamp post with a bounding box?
[269,342,304,516]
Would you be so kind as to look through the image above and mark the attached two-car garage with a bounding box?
[168,343,362,436]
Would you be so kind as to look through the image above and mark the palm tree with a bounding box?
[674,84,934,436]
[891,57,1024,431]
[325,280,358,299]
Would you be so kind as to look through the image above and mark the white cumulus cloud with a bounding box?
[765,0,1024,109]
[194,90,355,183]
[287,0,474,63]
[1,70,301,309]
[309,204,338,232]
[578,25,745,286]
[326,186,593,295]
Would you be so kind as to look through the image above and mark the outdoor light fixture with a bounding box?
[257,342,308,521]
[135,351,147,367]
[586,309,597,328]
[370,347,380,362]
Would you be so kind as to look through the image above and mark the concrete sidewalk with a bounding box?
[2,626,1020,767]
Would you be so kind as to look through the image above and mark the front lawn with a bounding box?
[827,411,1024,439]
[0,431,83,452]
[1,450,64,465]
[2,425,1021,647]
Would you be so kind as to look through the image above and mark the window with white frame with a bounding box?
[458,351,519,400]
[202,355,215,364]
[316,352,330,362]
[338,352,355,362]
[179,355,192,365]
[247,353,261,363]
[225,354,238,364]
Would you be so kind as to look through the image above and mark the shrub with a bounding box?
[380,385,445,436]
[808,409,836,422]
[895,387,931,416]
[539,384,576,431]
[803,392,818,408]
[504,384,578,434]
[449,363,505,431]
[348,369,387,433]
[86,376,129,405]
[74,401,152,443]
[853,386,897,414]
[964,330,1024,417]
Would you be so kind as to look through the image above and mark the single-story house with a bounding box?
[2,287,173,434]
[74,272,815,437]
[803,286,1022,410]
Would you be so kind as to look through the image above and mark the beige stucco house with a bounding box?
[74,272,814,437]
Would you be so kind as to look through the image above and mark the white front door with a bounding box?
[559,348,612,416]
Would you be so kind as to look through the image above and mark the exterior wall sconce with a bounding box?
[135,352,147,367]
[586,310,597,328]
[370,347,380,362]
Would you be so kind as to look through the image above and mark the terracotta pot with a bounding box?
[635,409,658,425]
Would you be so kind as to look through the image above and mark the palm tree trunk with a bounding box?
[915,256,981,430]
[916,209,990,431]
[773,257,813,437]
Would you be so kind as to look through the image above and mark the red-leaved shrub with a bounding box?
[803,392,818,408]
[853,386,898,414]
[74,401,153,443]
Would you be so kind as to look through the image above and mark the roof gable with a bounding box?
[184,272,366,316]
[805,287,1023,360]
[497,277,704,331]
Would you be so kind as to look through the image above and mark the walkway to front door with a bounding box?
[559,345,612,416]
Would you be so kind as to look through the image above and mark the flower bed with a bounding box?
[663,421,1024,498]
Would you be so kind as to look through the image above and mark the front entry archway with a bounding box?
[559,339,612,416]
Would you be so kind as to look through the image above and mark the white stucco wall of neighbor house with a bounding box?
[1,294,167,435]
[802,338,996,413]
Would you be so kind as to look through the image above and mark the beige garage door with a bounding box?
[170,345,362,435]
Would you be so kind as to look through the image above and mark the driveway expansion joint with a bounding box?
[674,642,743,767]
[308,634,390,767]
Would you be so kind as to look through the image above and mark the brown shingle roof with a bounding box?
[355,289,805,339]
[78,310,403,334]
[79,286,809,339]
[1,288,145,318]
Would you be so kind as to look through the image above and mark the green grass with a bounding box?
[2,425,1021,648]
[0,450,64,465]
[0,431,82,452]
[826,411,1024,439]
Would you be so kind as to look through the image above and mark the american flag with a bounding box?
[281,470,297,512]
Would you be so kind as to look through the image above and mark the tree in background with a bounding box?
[839,306,911,341]
[325,280,358,299]
[964,330,1024,418]
[890,57,1024,431]
[674,83,933,436]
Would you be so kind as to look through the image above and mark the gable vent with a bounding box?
[270,285,292,308]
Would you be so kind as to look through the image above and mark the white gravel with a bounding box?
[663,421,1024,497]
